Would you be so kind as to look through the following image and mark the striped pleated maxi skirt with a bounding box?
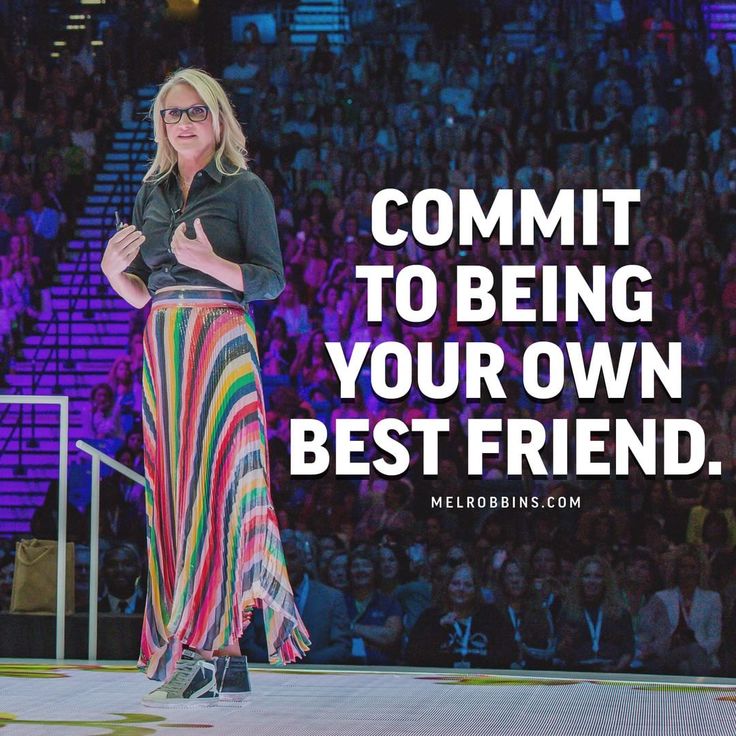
[138,287,310,682]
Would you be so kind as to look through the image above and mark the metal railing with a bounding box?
[0,394,69,659]
[75,439,145,660]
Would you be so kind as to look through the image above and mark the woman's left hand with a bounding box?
[171,218,215,271]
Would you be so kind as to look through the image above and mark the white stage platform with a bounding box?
[1,661,735,735]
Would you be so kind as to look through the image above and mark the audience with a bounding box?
[3,0,736,673]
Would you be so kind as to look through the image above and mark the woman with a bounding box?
[652,545,722,675]
[101,68,309,705]
[406,563,514,669]
[498,558,556,670]
[557,556,634,672]
[106,355,142,435]
[344,548,402,665]
[618,549,669,671]
[81,382,123,447]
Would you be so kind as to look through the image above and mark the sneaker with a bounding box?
[215,655,251,704]
[142,649,219,708]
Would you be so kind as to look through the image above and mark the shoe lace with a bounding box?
[159,656,200,693]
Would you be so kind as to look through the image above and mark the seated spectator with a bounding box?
[497,558,557,669]
[687,480,736,548]
[406,562,515,668]
[618,549,669,670]
[223,44,260,91]
[652,545,722,675]
[271,282,310,344]
[81,382,124,448]
[439,71,475,121]
[0,175,21,219]
[557,556,634,672]
[241,530,350,664]
[378,542,431,633]
[30,479,88,544]
[0,551,13,611]
[107,355,142,435]
[355,479,415,543]
[89,445,146,548]
[529,544,563,618]
[0,254,23,337]
[344,548,403,665]
[98,543,145,614]
[642,6,676,57]
[326,550,349,593]
[25,190,61,284]
[406,41,442,98]
[0,211,11,254]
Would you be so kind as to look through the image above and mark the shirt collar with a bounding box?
[167,157,223,187]
[203,157,223,182]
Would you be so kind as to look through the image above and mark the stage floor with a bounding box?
[1,660,735,735]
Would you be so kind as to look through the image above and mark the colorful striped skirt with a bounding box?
[138,287,310,681]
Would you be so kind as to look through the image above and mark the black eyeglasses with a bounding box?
[159,105,210,124]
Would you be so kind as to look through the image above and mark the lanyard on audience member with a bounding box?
[507,606,523,643]
[584,607,603,656]
[453,617,473,658]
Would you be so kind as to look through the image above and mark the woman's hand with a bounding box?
[101,225,145,278]
[440,612,458,627]
[171,218,215,271]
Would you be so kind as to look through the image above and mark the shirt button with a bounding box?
[197,172,203,177]
[164,267,169,272]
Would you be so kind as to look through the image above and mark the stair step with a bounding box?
[24,333,129,348]
[0,480,49,495]
[0,523,30,535]
[0,445,73,463]
[0,507,38,522]
[87,194,134,205]
[111,140,155,154]
[5,374,96,389]
[50,285,120,299]
[11,358,118,374]
[289,31,347,44]
[20,345,128,362]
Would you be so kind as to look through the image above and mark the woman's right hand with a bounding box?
[101,225,145,278]
[440,612,458,627]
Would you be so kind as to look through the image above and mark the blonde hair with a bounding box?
[563,555,624,619]
[144,68,249,184]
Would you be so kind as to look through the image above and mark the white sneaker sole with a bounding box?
[217,693,250,706]
[142,695,220,709]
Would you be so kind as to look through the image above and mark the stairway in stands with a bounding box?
[0,87,156,537]
[289,0,350,51]
[702,2,736,41]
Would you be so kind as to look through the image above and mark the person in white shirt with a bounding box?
[653,545,722,675]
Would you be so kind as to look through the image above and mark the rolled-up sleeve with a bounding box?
[123,184,152,287]
[237,175,285,304]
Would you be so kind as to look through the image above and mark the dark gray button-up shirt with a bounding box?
[123,158,285,304]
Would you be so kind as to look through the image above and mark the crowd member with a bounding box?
[652,545,722,675]
[344,548,403,665]
[557,556,634,672]
[6,0,736,675]
[617,549,669,670]
[242,531,351,664]
[98,543,146,614]
[497,558,557,669]
[406,562,515,668]
[81,382,124,447]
